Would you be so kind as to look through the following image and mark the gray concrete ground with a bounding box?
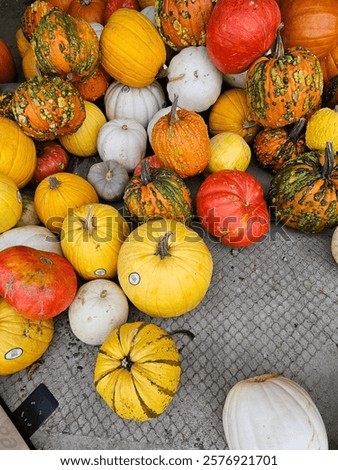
[0,0,338,450]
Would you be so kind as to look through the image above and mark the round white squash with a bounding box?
[331,226,338,263]
[166,46,223,112]
[223,373,328,450]
[0,225,63,255]
[68,279,129,346]
[89,22,104,40]
[104,80,166,128]
[97,118,147,172]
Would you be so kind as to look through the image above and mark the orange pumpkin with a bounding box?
[73,65,111,101]
[21,0,56,40]
[0,39,16,83]
[48,0,73,10]
[67,0,107,24]
[320,44,338,85]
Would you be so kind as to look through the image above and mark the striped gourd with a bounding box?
[123,159,192,225]
[94,321,181,421]
[268,142,338,233]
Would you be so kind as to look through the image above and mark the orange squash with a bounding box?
[0,39,16,83]
[67,0,107,24]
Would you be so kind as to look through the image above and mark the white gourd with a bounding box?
[223,373,328,450]
[331,226,338,263]
[0,225,63,255]
[89,22,104,40]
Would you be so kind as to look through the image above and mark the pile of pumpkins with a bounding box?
[0,0,336,449]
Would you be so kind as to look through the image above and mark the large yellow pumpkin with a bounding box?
[59,101,107,157]
[61,203,130,280]
[100,9,166,87]
[0,173,22,233]
[0,117,37,188]
[34,173,99,233]
[0,298,54,375]
[94,321,181,421]
[117,219,213,318]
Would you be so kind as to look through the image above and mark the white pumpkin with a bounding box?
[147,105,181,142]
[0,225,62,255]
[97,118,147,172]
[223,70,247,89]
[166,46,223,112]
[104,80,166,128]
[140,6,156,26]
[68,279,129,346]
[89,22,104,40]
[223,373,328,450]
[331,226,338,263]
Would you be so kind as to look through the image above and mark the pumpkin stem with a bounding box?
[140,159,152,185]
[105,169,113,182]
[156,64,168,80]
[272,23,285,59]
[288,118,306,142]
[48,176,61,190]
[247,373,280,383]
[155,231,173,259]
[81,204,96,236]
[121,355,133,371]
[322,141,334,179]
[242,120,259,129]
[169,95,179,125]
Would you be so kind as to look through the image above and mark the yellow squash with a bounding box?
[207,131,251,173]
[0,173,22,233]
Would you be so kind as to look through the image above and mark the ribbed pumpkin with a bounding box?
[0,298,54,376]
[320,44,338,85]
[60,203,130,280]
[208,88,260,143]
[151,97,211,178]
[123,159,192,224]
[34,172,99,233]
[0,174,22,233]
[67,0,107,24]
[117,219,213,318]
[48,0,73,10]
[245,29,323,128]
[94,321,181,421]
[253,119,307,173]
[21,0,57,41]
[12,75,86,141]
[155,0,215,51]
[268,142,338,232]
[0,117,37,188]
[59,101,107,157]
[100,9,166,87]
[31,10,100,81]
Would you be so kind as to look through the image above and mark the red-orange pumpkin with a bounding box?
[67,0,107,24]
[0,39,16,83]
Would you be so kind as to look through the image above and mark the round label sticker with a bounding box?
[95,268,107,276]
[5,348,23,360]
[128,272,140,286]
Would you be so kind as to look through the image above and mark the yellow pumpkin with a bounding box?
[117,219,213,318]
[0,117,37,188]
[0,173,22,233]
[0,298,54,375]
[58,101,107,157]
[15,28,30,58]
[22,46,39,80]
[100,9,166,87]
[34,173,99,233]
[305,107,338,154]
[208,88,260,143]
[61,203,130,280]
[206,131,252,173]
[94,321,181,421]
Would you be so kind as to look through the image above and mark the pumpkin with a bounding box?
[0,174,22,234]
[279,0,338,60]
[268,142,338,233]
[0,117,37,188]
[207,132,251,173]
[305,107,338,154]
[11,75,86,141]
[59,101,107,157]
[31,10,100,82]
[155,0,214,51]
[102,0,140,24]
[97,118,147,172]
[151,96,211,178]
[0,245,78,320]
[331,226,338,263]
[140,6,155,25]
[253,118,307,173]
[223,373,329,449]
[94,321,181,421]
[21,0,57,41]
[30,141,69,187]
[0,38,17,83]
[196,170,270,248]
[87,160,130,201]
[117,219,213,318]
[67,0,107,24]
[166,46,223,113]
[99,9,166,87]
[123,159,192,224]
[0,92,15,120]
[222,70,248,89]
[89,21,104,40]
[16,28,31,58]
[48,0,73,10]
[104,80,166,128]
[206,0,281,74]
[0,225,63,255]
[139,0,154,7]
[73,66,110,102]
[208,88,260,143]
[68,279,129,345]
[147,105,181,143]
[133,155,162,175]
[323,75,338,109]
[22,46,39,80]
[320,44,338,85]
[60,203,130,280]
[0,298,54,376]
[16,193,41,227]
[34,172,99,233]
[245,28,324,128]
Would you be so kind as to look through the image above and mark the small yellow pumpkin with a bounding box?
[60,203,130,280]
[0,173,22,233]
[206,131,251,173]
[15,28,30,58]
[94,321,181,421]
[305,107,338,154]
[0,298,54,375]
[22,46,39,80]
[58,101,107,157]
